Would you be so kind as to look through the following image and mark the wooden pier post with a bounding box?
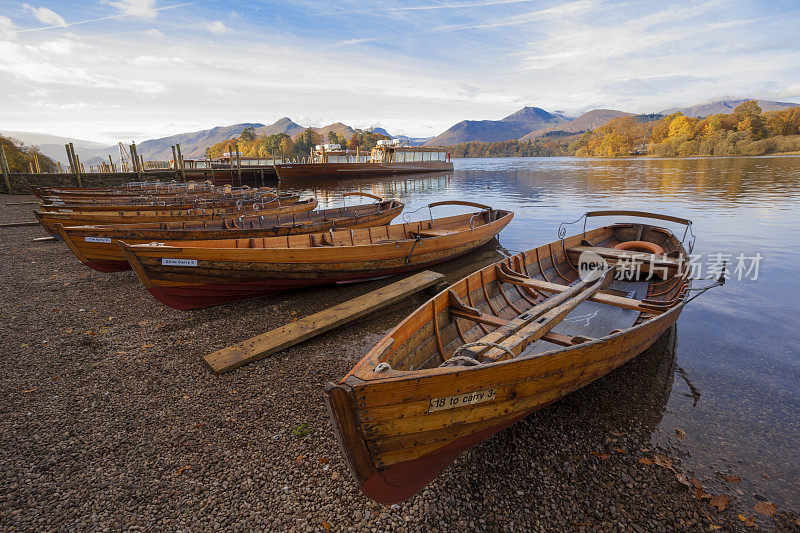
[69,143,82,187]
[34,154,41,173]
[208,153,215,185]
[130,143,142,182]
[57,161,62,173]
[0,145,12,193]
[176,144,186,182]
[108,155,114,173]
[228,143,235,184]
[235,142,242,187]
[171,146,179,180]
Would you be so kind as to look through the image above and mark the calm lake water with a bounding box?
[280,156,800,511]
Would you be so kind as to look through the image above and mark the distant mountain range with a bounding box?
[658,99,798,118]
[423,106,568,146]
[5,98,798,164]
[2,119,400,164]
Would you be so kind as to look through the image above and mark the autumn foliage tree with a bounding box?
[0,135,57,172]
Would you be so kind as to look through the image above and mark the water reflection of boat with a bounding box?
[550,322,677,432]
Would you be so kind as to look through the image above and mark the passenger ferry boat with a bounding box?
[274,139,453,180]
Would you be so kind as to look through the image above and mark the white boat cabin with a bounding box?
[311,139,450,164]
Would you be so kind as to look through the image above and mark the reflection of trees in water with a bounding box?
[274,157,800,208]
[276,172,453,207]
[457,157,800,205]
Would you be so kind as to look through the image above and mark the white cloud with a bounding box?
[0,15,16,36]
[143,28,165,38]
[23,4,66,27]
[206,20,229,35]
[106,0,158,19]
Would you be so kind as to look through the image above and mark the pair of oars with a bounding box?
[460,266,617,362]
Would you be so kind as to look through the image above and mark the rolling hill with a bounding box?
[424,106,568,146]
[519,109,633,140]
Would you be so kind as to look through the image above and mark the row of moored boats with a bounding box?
[33,180,714,504]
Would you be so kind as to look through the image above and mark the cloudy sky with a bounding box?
[1,0,798,143]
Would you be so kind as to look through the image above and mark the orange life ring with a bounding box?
[613,240,665,255]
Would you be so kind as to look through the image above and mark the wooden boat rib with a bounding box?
[34,198,317,237]
[324,211,697,504]
[118,201,513,310]
[57,194,404,272]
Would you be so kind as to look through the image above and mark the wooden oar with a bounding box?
[495,262,665,314]
[459,267,616,362]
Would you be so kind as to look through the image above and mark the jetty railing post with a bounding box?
[176,144,186,183]
[0,145,11,193]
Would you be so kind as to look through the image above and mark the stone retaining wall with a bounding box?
[2,172,180,194]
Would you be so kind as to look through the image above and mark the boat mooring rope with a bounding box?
[449,341,515,363]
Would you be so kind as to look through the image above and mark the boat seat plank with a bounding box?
[415,229,458,237]
[204,271,446,374]
[567,245,682,268]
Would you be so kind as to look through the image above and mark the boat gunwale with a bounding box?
[120,209,513,253]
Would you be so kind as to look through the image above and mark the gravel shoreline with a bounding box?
[1,194,797,531]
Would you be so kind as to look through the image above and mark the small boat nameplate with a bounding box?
[429,388,495,412]
[85,236,112,243]
[162,258,197,266]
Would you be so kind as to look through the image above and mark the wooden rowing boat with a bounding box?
[40,186,276,206]
[57,194,404,272]
[39,192,298,212]
[324,211,698,504]
[118,201,513,310]
[34,198,317,237]
[33,181,216,198]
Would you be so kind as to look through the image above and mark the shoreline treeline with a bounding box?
[206,127,390,160]
[446,101,800,158]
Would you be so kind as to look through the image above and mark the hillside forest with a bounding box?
[0,135,57,172]
[448,102,800,158]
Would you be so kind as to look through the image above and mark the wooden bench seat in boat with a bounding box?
[414,229,459,238]
[566,245,682,276]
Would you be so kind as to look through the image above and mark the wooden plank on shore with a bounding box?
[32,236,56,242]
[4,201,40,206]
[0,221,40,228]
[204,270,446,374]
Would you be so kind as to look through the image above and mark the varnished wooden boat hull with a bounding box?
[119,209,513,310]
[34,199,317,237]
[275,161,453,180]
[327,305,681,503]
[39,193,297,212]
[324,218,693,504]
[57,201,404,272]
